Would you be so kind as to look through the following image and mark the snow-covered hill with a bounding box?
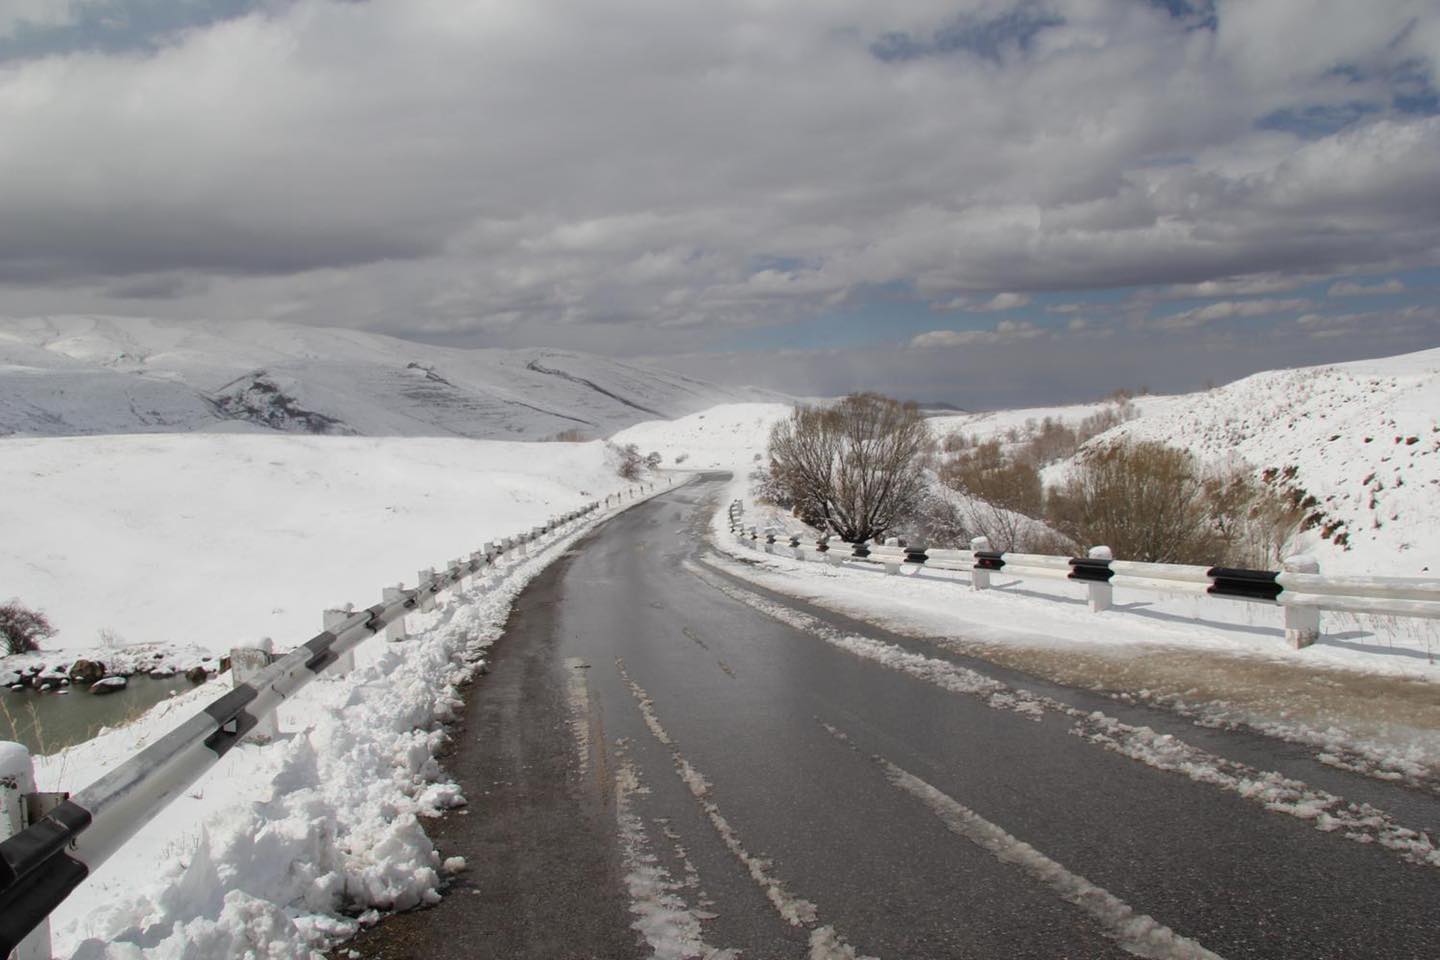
[0,434,627,660]
[931,348,1440,577]
[610,403,793,471]
[0,316,783,439]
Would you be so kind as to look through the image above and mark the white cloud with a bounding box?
[1296,305,1440,339]
[909,319,1044,348]
[0,0,1433,354]
[934,291,1031,311]
[1152,298,1312,331]
[1328,278,1406,297]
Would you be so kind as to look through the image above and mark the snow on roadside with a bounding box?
[34,485,671,959]
[707,477,1440,789]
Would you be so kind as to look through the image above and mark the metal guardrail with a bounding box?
[0,477,678,957]
[725,503,1440,647]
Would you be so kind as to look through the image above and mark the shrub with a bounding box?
[767,393,932,542]
[0,601,55,655]
[609,442,645,480]
[1046,440,1223,563]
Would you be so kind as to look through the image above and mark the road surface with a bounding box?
[345,473,1440,959]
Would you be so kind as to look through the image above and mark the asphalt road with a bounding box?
[345,473,1440,960]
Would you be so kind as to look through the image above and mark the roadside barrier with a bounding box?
[726,500,1440,650]
[0,476,678,958]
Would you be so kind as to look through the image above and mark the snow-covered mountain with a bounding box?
[0,315,782,439]
[931,347,1440,576]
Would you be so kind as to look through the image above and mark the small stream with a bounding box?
[0,676,194,754]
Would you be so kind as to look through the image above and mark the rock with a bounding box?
[91,676,128,694]
[69,659,106,685]
[185,666,209,685]
[150,666,176,678]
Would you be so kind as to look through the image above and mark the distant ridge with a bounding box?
[0,315,787,439]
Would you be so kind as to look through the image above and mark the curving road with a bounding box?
[345,473,1440,960]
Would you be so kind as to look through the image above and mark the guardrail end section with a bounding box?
[1,741,55,960]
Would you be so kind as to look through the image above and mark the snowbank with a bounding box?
[41,511,616,959]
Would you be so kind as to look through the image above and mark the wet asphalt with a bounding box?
[343,473,1440,960]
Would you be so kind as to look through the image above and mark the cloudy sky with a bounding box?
[1,0,1437,407]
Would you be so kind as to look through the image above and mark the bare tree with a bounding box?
[767,394,932,542]
[0,601,54,655]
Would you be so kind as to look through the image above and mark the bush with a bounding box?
[766,393,932,542]
[939,440,1043,517]
[610,442,645,480]
[1046,440,1223,563]
[0,601,55,655]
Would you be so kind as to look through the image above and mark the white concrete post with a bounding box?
[1283,555,1322,649]
[1,741,51,960]
[417,569,437,613]
[382,585,408,642]
[230,639,279,741]
[970,536,993,591]
[323,608,356,674]
[1087,545,1114,613]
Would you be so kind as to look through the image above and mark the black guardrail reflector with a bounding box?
[302,632,339,673]
[202,685,259,727]
[1068,557,1114,582]
[975,550,1006,571]
[1206,566,1282,601]
[0,848,89,956]
[0,799,92,892]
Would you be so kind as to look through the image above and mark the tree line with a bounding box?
[760,393,1304,568]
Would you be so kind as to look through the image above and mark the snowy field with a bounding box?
[0,433,626,681]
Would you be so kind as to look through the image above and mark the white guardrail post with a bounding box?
[1,743,50,960]
[970,537,993,590]
[323,609,357,674]
[1087,546,1113,613]
[229,639,279,742]
[382,585,409,641]
[1282,555,1322,648]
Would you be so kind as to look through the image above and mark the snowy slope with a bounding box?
[927,349,1440,577]
[609,403,793,471]
[0,434,628,661]
[0,315,784,439]
[1085,350,1440,576]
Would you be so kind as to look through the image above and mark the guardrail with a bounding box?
[725,500,1440,648]
[0,477,675,958]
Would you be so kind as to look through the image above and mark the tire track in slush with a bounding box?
[616,658,877,960]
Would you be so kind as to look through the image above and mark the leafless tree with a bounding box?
[767,393,932,542]
[0,601,54,655]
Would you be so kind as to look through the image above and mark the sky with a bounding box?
[0,0,1437,408]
